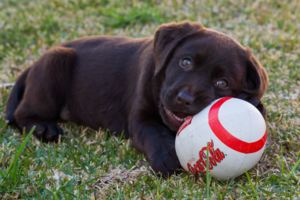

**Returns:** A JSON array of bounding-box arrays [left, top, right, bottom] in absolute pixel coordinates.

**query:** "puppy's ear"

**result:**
[[239, 50, 268, 116], [243, 50, 268, 100], [153, 22, 203, 75]]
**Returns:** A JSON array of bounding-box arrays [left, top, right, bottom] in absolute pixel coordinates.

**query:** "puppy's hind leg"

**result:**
[[13, 47, 76, 142]]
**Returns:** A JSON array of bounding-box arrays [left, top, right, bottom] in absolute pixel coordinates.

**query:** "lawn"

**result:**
[[0, 0, 299, 199]]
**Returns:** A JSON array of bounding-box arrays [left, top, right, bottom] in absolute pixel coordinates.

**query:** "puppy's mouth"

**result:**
[[162, 106, 190, 131]]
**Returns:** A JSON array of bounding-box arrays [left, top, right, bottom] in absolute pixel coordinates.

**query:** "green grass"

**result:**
[[0, 0, 299, 199]]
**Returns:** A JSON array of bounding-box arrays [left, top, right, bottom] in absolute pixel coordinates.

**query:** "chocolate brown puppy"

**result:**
[[6, 22, 268, 176]]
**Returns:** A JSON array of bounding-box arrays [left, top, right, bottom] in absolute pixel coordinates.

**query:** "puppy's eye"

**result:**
[[214, 79, 229, 89], [179, 57, 193, 71]]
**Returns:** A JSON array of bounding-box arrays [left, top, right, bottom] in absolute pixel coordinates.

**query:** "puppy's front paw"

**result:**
[[148, 138, 181, 177]]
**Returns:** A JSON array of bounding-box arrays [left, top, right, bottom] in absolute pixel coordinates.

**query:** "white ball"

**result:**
[[175, 97, 267, 180]]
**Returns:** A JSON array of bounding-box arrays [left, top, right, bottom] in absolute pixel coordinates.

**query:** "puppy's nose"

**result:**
[[176, 89, 195, 106]]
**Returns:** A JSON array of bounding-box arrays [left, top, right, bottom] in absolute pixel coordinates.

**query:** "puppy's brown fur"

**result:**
[[6, 22, 268, 176]]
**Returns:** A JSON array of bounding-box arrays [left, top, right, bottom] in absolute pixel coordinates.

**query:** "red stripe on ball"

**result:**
[[208, 97, 267, 154]]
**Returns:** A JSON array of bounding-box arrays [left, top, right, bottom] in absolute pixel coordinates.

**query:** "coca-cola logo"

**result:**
[[187, 140, 226, 174]]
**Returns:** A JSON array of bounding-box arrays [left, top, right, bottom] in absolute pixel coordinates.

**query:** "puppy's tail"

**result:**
[[5, 68, 30, 125]]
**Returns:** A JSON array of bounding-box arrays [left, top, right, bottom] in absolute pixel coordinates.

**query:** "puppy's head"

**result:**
[[153, 22, 268, 131]]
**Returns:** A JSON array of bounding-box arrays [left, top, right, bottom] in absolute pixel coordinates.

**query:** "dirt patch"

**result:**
[[92, 161, 150, 199]]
